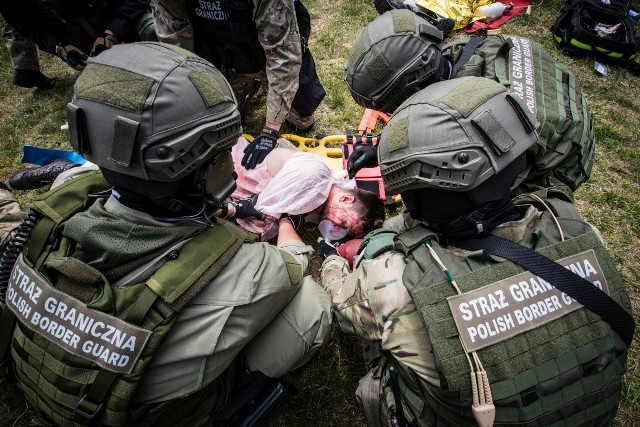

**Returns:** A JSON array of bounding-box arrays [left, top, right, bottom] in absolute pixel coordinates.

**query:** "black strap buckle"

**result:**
[[74, 394, 104, 425]]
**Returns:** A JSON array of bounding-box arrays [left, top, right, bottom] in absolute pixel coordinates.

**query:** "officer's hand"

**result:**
[[347, 144, 378, 179], [56, 44, 88, 71], [91, 32, 120, 57], [242, 127, 280, 170], [317, 237, 339, 260], [280, 213, 305, 230], [228, 194, 263, 219]]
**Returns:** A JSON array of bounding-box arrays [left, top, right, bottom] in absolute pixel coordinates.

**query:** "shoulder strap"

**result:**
[[355, 228, 398, 268], [451, 37, 485, 78], [457, 234, 635, 347], [493, 37, 515, 87]]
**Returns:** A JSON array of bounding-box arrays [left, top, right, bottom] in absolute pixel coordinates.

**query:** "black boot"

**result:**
[[12, 69, 57, 89], [9, 158, 79, 190], [213, 360, 295, 427]]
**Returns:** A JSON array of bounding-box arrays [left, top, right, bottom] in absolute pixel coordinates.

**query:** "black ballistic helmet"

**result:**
[[346, 9, 447, 114]]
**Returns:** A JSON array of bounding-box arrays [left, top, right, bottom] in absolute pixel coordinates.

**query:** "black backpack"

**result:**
[[553, 0, 640, 61]]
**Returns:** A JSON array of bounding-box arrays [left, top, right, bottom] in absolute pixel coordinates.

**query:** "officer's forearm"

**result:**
[[277, 217, 301, 245]]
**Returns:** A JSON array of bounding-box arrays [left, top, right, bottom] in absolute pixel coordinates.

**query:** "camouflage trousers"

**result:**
[[1, 23, 40, 70], [228, 70, 268, 115], [150, 0, 194, 51], [0, 189, 27, 249]]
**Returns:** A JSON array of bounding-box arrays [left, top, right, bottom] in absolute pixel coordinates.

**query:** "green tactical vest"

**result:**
[[443, 36, 595, 196], [384, 192, 632, 426], [0, 171, 250, 426]]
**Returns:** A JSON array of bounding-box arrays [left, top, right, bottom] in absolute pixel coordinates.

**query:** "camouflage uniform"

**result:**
[[320, 193, 620, 425], [151, 0, 302, 126], [1, 23, 40, 71], [0, 189, 26, 249]]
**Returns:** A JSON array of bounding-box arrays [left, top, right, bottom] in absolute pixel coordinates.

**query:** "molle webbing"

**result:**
[[400, 229, 629, 426], [147, 218, 247, 311], [10, 175, 247, 426], [446, 36, 595, 192], [25, 171, 111, 266]]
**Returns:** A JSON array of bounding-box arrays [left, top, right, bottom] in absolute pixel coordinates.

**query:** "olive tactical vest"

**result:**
[[388, 192, 631, 426], [0, 171, 248, 426], [443, 36, 595, 196]]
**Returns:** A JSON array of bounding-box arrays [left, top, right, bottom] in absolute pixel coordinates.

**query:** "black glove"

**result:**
[[228, 194, 263, 219], [347, 144, 378, 179], [56, 44, 88, 71], [317, 237, 339, 260], [242, 127, 280, 170], [91, 32, 120, 57], [280, 213, 305, 230]]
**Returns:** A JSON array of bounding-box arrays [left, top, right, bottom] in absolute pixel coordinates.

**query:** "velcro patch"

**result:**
[[386, 116, 409, 152], [278, 249, 303, 286], [189, 71, 228, 108], [366, 53, 392, 81], [392, 9, 416, 34], [6, 255, 151, 374], [441, 78, 506, 117], [76, 63, 153, 113], [448, 249, 608, 352]]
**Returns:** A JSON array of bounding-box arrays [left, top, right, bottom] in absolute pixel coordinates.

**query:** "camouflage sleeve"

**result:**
[[321, 252, 440, 385], [0, 190, 26, 250], [253, 0, 302, 126], [150, 0, 194, 51]]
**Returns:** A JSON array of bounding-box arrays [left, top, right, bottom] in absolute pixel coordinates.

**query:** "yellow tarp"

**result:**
[[413, 0, 497, 30]]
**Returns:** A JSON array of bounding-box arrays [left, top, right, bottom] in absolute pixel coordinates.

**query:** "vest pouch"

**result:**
[[291, 1, 325, 117], [356, 353, 419, 427], [291, 49, 326, 117]]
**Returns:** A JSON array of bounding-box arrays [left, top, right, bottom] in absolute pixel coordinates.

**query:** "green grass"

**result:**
[[1, 0, 639, 425]]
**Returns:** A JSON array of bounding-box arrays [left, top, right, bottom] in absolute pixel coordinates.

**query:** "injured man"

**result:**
[[216, 136, 385, 241]]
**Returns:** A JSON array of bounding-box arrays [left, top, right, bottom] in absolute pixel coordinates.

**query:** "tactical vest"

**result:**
[[442, 36, 595, 195], [188, 0, 267, 73], [0, 171, 249, 426], [382, 192, 631, 426]]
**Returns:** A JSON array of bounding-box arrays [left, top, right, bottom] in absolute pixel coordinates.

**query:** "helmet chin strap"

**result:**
[[431, 56, 452, 83], [110, 180, 216, 226], [158, 177, 224, 226], [154, 200, 216, 227], [417, 193, 520, 241]]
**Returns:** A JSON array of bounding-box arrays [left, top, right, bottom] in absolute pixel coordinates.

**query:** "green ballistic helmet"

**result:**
[[346, 9, 446, 114], [67, 42, 242, 206], [379, 77, 539, 195]]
